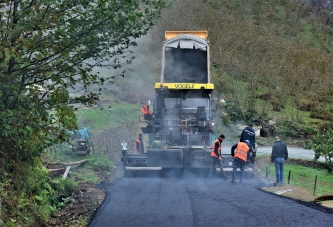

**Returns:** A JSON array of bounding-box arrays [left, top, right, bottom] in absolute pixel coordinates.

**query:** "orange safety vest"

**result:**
[[211, 139, 221, 158], [136, 139, 141, 154], [141, 105, 152, 115], [234, 142, 249, 162]]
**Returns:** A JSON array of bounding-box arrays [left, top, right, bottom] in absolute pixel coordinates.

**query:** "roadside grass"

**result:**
[[263, 163, 333, 197], [75, 102, 139, 132], [45, 144, 115, 184]]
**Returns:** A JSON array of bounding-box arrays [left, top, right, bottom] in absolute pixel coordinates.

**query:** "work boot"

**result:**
[[230, 180, 236, 183]]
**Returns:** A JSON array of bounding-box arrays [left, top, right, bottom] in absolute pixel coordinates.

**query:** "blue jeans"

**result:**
[[274, 158, 285, 183], [208, 156, 227, 178], [232, 158, 245, 182]]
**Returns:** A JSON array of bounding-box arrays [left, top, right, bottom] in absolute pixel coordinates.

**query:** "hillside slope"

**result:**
[[91, 0, 333, 139]]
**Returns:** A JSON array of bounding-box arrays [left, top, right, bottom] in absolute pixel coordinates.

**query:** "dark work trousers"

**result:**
[[208, 156, 227, 179]]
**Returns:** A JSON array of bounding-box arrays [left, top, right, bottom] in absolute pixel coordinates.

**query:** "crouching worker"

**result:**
[[230, 140, 250, 183], [208, 134, 228, 179]]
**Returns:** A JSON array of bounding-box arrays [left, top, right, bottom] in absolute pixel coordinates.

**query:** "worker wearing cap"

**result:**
[[230, 140, 250, 183], [240, 123, 256, 163], [208, 134, 228, 179], [271, 136, 288, 186]]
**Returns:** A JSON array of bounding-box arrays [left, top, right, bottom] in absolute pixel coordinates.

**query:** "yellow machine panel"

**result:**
[[165, 31, 208, 40], [154, 83, 214, 90]]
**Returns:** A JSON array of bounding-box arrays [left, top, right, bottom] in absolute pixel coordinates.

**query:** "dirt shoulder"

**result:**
[[46, 163, 124, 227], [261, 183, 317, 201]]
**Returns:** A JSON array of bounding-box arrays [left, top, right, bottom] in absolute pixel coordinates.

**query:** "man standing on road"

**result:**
[[135, 134, 144, 154], [271, 136, 288, 186], [230, 140, 250, 183], [240, 123, 256, 163], [208, 134, 228, 179]]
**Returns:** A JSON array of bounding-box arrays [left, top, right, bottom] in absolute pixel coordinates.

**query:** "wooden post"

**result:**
[[288, 170, 291, 185], [313, 175, 317, 196], [266, 166, 268, 177], [62, 166, 71, 180]]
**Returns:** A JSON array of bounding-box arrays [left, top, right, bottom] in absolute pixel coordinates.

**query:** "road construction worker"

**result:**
[[141, 104, 152, 115], [121, 141, 128, 158], [230, 140, 250, 183], [208, 134, 228, 179], [135, 134, 144, 154], [240, 123, 256, 163], [141, 104, 153, 120]]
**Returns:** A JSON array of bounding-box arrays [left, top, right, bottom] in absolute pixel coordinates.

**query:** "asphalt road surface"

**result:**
[[88, 175, 333, 227]]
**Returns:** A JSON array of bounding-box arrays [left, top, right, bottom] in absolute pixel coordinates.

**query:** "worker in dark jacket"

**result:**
[[230, 140, 250, 183], [135, 134, 144, 154], [271, 136, 288, 185], [208, 134, 228, 179], [240, 124, 256, 163]]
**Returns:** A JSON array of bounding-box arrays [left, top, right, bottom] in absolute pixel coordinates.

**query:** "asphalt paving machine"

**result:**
[[122, 31, 256, 177]]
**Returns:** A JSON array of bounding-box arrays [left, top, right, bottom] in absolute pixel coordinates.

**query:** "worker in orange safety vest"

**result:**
[[208, 134, 228, 179], [230, 140, 250, 183], [141, 104, 152, 115], [135, 134, 144, 154]]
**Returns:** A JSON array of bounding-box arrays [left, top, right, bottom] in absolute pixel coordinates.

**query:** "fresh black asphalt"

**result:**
[[88, 175, 333, 227]]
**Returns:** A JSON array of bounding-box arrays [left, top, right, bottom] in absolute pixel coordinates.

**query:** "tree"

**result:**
[[0, 0, 171, 169], [305, 128, 333, 173]]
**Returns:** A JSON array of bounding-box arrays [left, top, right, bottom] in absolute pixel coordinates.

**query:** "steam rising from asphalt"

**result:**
[[164, 48, 207, 83]]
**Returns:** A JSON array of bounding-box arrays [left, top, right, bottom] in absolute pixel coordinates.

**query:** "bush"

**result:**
[[87, 153, 116, 172], [271, 99, 284, 112], [299, 101, 318, 111], [0, 159, 79, 226], [49, 178, 78, 208], [304, 128, 333, 172], [276, 120, 316, 139], [222, 100, 243, 123], [310, 107, 333, 121]]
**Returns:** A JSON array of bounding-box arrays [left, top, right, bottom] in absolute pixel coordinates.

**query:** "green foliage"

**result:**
[[45, 144, 85, 163], [45, 144, 116, 183], [304, 129, 333, 172], [310, 106, 333, 121], [221, 101, 243, 124], [263, 163, 333, 196], [276, 120, 316, 139], [70, 153, 115, 183], [76, 102, 139, 131], [0, 0, 171, 225], [0, 0, 171, 164], [86, 153, 116, 172], [211, 71, 236, 97], [0, 159, 76, 226]]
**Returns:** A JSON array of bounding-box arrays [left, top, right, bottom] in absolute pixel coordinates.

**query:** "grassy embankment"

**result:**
[[263, 163, 332, 197], [75, 101, 140, 132], [45, 144, 115, 183]]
